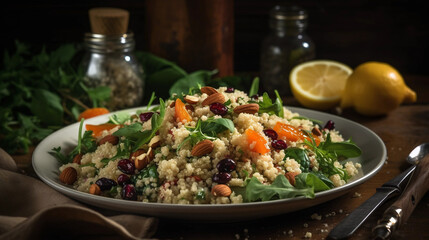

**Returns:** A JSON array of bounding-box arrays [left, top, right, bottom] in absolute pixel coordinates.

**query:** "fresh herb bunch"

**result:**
[[0, 42, 110, 154]]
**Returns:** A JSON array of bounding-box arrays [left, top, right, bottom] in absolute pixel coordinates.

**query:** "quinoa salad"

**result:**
[[51, 86, 362, 204]]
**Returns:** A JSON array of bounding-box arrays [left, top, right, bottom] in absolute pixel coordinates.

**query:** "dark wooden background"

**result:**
[[1, 0, 428, 75]]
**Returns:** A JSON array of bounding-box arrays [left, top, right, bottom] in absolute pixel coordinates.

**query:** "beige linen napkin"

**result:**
[[0, 148, 158, 240]]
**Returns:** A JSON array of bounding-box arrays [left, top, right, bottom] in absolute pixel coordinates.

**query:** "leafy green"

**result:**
[[109, 111, 131, 125], [248, 77, 259, 96], [169, 70, 217, 97], [178, 117, 234, 151], [295, 173, 331, 192], [49, 119, 97, 164], [284, 147, 310, 172], [257, 92, 284, 117], [242, 175, 315, 202], [0, 42, 110, 154], [111, 98, 166, 153], [303, 133, 362, 181]]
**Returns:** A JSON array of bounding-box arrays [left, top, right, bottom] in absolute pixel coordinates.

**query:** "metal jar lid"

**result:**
[[84, 32, 135, 53], [269, 5, 308, 30]]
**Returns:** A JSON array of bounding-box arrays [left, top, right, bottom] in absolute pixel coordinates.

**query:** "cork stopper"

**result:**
[[89, 8, 129, 35]]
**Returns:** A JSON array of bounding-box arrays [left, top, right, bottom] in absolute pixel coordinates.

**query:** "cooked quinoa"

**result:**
[[57, 86, 362, 204]]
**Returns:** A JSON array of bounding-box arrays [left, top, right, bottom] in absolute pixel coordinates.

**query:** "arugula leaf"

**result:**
[[178, 118, 234, 151], [109, 111, 131, 125], [242, 175, 315, 202], [200, 118, 235, 137], [248, 77, 259, 96], [111, 100, 165, 154], [284, 148, 310, 172], [257, 92, 284, 117], [318, 134, 362, 158], [295, 172, 332, 192]]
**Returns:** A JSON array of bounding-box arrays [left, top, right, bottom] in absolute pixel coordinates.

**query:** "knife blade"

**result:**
[[327, 164, 416, 240]]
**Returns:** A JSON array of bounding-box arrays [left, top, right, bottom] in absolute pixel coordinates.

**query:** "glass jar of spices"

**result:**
[[260, 5, 315, 96], [81, 32, 144, 110]]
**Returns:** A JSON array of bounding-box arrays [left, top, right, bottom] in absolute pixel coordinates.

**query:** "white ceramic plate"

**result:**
[[33, 107, 386, 221]]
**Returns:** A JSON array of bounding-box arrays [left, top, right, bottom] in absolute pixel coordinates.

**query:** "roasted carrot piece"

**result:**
[[245, 128, 270, 154], [175, 98, 192, 123], [86, 123, 119, 137], [78, 108, 110, 121], [274, 122, 320, 145]]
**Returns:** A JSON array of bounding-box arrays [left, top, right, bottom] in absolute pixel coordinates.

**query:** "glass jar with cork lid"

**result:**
[[260, 5, 315, 97], [81, 7, 144, 110]]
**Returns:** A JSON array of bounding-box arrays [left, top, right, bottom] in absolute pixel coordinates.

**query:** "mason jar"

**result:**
[[260, 5, 315, 96], [81, 32, 144, 110]]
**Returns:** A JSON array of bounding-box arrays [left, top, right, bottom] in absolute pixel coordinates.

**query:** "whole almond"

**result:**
[[89, 183, 101, 195], [72, 153, 83, 164], [233, 103, 259, 114], [200, 86, 218, 95], [59, 167, 77, 185], [149, 135, 161, 148], [98, 135, 119, 146], [191, 139, 214, 156], [201, 92, 225, 106], [211, 184, 232, 197], [285, 172, 299, 186], [184, 95, 199, 104]]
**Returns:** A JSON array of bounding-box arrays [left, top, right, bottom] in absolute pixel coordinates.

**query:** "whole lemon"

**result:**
[[340, 62, 416, 116]]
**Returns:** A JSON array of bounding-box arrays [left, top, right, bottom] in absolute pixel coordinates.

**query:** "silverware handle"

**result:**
[[391, 154, 429, 222], [373, 154, 429, 239]]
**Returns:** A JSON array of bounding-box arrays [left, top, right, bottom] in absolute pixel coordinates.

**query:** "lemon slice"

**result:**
[[290, 60, 353, 110]]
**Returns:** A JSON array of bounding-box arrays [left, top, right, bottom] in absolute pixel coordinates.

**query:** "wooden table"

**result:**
[[12, 75, 429, 240]]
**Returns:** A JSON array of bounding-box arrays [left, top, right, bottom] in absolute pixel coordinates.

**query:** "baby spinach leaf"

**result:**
[[109, 111, 131, 125], [169, 70, 216, 97], [295, 172, 332, 192], [284, 148, 310, 172], [318, 134, 362, 158], [200, 118, 234, 137], [257, 92, 284, 118], [243, 175, 315, 202]]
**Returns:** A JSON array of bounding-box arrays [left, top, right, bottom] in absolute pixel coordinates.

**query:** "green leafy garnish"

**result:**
[[49, 119, 97, 164], [284, 147, 310, 172], [295, 173, 332, 192], [131, 164, 159, 198], [303, 133, 362, 180], [257, 92, 284, 118], [178, 118, 234, 151], [241, 175, 315, 202], [248, 77, 259, 96]]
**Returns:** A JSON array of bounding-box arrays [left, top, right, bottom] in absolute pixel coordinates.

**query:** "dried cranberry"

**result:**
[[225, 87, 235, 93], [117, 159, 135, 174], [210, 102, 228, 116], [217, 158, 236, 173], [95, 177, 117, 191], [272, 139, 287, 150], [251, 94, 259, 100], [212, 172, 231, 184], [117, 174, 131, 186], [324, 120, 335, 130], [139, 112, 154, 122], [263, 129, 278, 140], [121, 184, 137, 200]]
